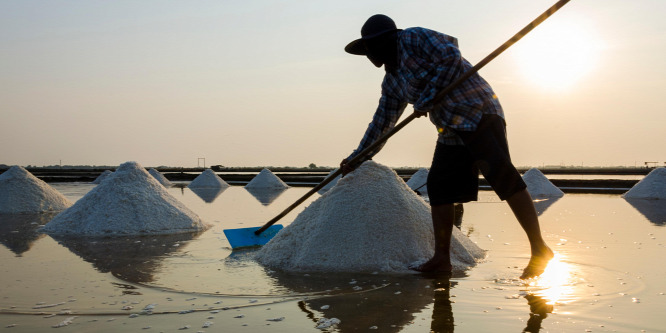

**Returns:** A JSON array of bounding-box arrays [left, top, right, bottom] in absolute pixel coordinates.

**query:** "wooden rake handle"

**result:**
[[255, 0, 571, 236]]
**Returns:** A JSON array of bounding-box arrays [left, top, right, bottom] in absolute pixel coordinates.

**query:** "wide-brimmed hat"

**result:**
[[345, 14, 401, 55]]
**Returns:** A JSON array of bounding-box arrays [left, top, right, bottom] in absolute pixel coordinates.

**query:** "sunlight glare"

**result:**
[[527, 253, 575, 305], [512, 16, 603, 91]]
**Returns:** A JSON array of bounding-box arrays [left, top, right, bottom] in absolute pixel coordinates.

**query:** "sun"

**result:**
[[512, 16, 603, 91]]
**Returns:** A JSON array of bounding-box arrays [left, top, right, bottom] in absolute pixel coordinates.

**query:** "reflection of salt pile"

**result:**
[[43, 161, 207, 236], [406, 168, 429, 193], [622, 167, 666, 199], [91, 170, 113, 184], [0, 166, 72, 213], [245, 168, 288, 189], [149, 168, 172, 187], [188, 169, 229, 189], [522, 168, 564, 199], [255, 161, 484, 273]]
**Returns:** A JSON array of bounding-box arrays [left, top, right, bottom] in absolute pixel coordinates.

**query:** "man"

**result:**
[[340, 14, 553, 279]]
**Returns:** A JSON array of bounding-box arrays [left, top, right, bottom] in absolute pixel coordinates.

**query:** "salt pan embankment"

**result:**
[[255, 161, 484, 273], [0, 166, 72, 214], [43, 161, 207, 236]]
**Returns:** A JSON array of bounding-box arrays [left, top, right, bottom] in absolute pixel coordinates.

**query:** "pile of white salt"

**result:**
[[255, 161, 484, 273], [0, 166, 72, 214], [188, 169, 229, 189], [622, 167, 666, 199], [406, 168, 429, 194], [522, 168, 564, 199], [43, 161, 208, 236], [91, 170, 113, 184], [149, 168, 172, 187], [245, 168, 288, 189]]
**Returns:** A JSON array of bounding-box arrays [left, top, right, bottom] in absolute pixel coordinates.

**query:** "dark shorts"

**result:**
[[427, 114, 526, 206]]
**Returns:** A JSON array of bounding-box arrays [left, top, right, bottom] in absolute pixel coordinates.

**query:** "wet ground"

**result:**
[[0, 182, 664, 332]]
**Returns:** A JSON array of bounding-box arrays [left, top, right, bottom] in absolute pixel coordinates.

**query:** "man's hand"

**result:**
[[414, 110, 428, 118], [340, 158, 356, 176]]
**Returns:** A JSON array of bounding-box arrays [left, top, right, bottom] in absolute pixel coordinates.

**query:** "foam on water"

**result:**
[[43, 161, 208, 236], [255, 161, 484, 273], [0, 166, 72, 213]]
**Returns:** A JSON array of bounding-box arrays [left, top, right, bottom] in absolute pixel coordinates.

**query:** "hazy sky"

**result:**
[[1, 0, 664, 168]]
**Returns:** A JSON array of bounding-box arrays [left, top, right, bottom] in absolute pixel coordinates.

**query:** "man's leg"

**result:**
[[414, 203, 455, 272], [457, 114, 554, 279], [506, 188, 554, 279]]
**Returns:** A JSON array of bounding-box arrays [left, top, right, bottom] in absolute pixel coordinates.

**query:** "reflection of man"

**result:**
[[430, 277, 455, 333], [341, 14, 553, 278], [523, 294, 553, 332]]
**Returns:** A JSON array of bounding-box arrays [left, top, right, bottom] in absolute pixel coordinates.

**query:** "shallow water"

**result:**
[[0, 182, 664, 332]]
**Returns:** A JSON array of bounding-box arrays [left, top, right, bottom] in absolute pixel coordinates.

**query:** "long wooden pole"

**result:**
[[255, 0, 571, 235]]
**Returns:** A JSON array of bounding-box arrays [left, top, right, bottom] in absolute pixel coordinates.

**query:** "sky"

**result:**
[[1, 0, 664, 168]]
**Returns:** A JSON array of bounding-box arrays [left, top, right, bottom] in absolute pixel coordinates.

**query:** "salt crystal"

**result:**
[[52, 316, 77, 328], [266, 317, 285, 322], [42, 161, 208, 236], [320, 305, 330, 310], [148, 168, 173, 187], [202, 321, 213, 328], [234, 315, 245, 318], [255, 161, 484, 272], [0, 166, 72, 213], [316, 318, 341, 329]]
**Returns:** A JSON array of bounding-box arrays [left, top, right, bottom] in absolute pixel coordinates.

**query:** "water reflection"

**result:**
[[522, 294, 553, 333], [0, 213, 57, 256], [624, 198, 666, 226], [430, 276, 456, 333], [245, 187, 287, 206], [268, 269, 454, 332], [526, 254, 576, 305], [49, 232, 201, 283], [533, 197, 561, 216], [189, 187, 227, 203]]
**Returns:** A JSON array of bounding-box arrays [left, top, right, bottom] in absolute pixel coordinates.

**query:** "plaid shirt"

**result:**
[[348, 27, 504, 161]]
